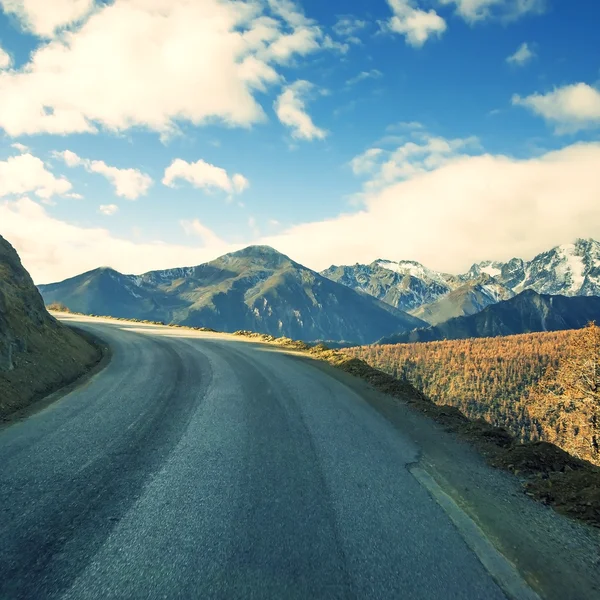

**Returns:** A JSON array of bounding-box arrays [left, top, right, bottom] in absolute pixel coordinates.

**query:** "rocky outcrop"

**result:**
[[0, 235, 101, 418]]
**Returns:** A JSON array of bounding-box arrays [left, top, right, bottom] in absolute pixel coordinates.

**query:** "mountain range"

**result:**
[[39, 246, 425, 344], [37, 238, 600, 345], [321, 239, 600, 326], [378, 290, 600, 345]]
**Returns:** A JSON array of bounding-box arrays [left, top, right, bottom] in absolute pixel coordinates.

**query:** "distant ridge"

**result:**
[[377, 290, 600, 345]]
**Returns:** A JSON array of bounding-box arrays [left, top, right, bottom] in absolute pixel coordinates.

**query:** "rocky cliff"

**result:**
[[0, 236, 101, 418]]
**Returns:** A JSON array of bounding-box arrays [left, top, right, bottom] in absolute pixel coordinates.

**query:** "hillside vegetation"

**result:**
[[344, 326, 600, 466], [0, 236, 102, 419]]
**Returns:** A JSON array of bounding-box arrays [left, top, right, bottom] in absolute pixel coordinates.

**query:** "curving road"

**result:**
[[0, 316, 507, 599]]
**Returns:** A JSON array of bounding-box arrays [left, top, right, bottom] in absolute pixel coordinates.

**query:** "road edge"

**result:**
[[409, 466, 540, 600]]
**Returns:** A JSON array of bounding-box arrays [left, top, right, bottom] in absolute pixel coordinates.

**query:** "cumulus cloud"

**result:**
[[274, 80, 327, 140], [506, 42, 535, 66], [0, 0, 95, 37], [333, 16, 367, 37], [0, 44, 11, 69], [99, 203, 118, 216], [382, 0, 446, 47], [0, 197, 237, 283], [512, 83, 600, 133], [350, 148, 385, 176], [260, 142, 600, 272], [53, 150, 153, 199], [439, 0, 546, 23], [351, 129, 481, 192], [0, 153, 72, 201], [332, 15, 367, 43], [346, 69, 383, 86], [163, 158, 249, 196], [10, 142, 29, 153], [6, 143, 600, 283], [0, 0, 343, 138]]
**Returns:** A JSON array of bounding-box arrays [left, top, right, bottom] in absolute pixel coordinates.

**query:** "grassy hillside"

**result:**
[[0, 237, 102, 419]]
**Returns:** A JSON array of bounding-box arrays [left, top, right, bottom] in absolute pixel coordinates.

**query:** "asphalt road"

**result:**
[[0, 316, 507, 599]]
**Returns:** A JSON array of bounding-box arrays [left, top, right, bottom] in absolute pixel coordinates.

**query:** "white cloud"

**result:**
[[54, 150, 152, 199], [180, 218, 226, 248], [99, 204, 118, 216], [55, 149, 81, 167], [88, 162, 152, 200], [439, 0, 545, 23], [274, 80, 327, 141], [260, 142, 600, 272], [333, 15, 367, 40], [512, 83, 600, 133], [0, 0, 95, 37], [0, 153, 71, 201], [10, 142, 29, 153], [382, 0, 446, 47], [506, 42, 535, 66], [0, 44, 11, 69], [0, 197, 237, 283], [163, 158, 249, 196], [5, 144, 600, 284], [232, 173, 250, 194], [350, 148, 385, 175], [0, 0, 339, 138], [352, 130, 481, 191], [346, 69, 383, 86]]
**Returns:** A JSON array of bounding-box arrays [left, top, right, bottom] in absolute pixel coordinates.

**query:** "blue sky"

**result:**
[[0, 0, 599, 283]]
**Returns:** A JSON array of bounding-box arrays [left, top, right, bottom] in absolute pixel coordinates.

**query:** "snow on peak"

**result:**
[[479, 264, 502, 278], [556, 243, 586, 293], [374, 259, 451, 285]]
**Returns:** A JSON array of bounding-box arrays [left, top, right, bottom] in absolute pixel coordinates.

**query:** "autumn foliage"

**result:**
[[528, 323, 600, 465], [344, 325, 600, 466]]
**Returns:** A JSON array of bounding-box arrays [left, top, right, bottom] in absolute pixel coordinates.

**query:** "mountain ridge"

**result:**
[[322, 238, 600, 322], [39, 245, 426, 344], [377, 289, 600, 345]]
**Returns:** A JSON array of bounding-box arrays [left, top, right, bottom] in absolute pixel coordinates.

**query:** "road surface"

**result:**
[[0, 316, 508, 599]]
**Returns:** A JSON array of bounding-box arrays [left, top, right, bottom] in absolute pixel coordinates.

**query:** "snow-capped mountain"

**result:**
[[465, 239, 600, 297], [514, 239, 600, 296], [321, 239, 600, 324], [321, 260, 460, 313]]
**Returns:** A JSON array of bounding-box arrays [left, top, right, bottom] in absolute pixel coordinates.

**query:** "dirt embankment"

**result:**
[[0, 237, 105, 420]]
